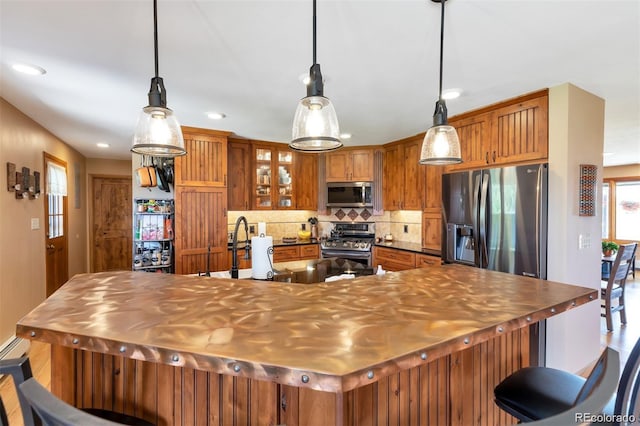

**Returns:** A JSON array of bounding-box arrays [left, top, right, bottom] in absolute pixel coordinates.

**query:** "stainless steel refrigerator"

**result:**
[[442, 163, 548, 279]]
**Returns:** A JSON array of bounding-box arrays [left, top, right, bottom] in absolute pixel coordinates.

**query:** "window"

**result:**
[[46, 160, 67, 239], [615, 181, 640, 240], [602, 178, 640, 242]]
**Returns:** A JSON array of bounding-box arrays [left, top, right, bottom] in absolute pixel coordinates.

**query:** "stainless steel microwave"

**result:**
[[326, 182, 373, 207]]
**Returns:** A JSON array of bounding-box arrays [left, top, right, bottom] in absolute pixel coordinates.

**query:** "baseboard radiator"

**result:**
[[0, 336, 30, 362]]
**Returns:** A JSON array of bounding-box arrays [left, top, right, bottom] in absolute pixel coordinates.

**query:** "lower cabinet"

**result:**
[[226, 244, 320, 267], [226, 250, 252, 270], [374, 246, 441, 272], [273, 244, 319, 263]]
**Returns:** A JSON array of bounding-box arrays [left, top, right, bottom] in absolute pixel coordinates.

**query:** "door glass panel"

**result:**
[[277, 151, 292, 208], [615, 181, 640, 240], [48, 194, 64, 238], [255, 148, 271, 208]]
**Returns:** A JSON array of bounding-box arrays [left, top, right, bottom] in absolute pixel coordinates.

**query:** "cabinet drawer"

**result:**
[[227, 251, 252, 270], [377, 260, 414, 272], [273, 246, 300, 262], [416, 254, 441, 268], [299, 244, 319, 259], [374, 247, 416, 267]]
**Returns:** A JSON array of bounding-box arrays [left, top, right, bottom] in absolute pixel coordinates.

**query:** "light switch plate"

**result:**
[[31, 218, 40, 230]]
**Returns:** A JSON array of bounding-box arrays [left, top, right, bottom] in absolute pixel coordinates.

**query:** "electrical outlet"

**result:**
[[31, 218, 40, 230], [404, 224, 409, 233]]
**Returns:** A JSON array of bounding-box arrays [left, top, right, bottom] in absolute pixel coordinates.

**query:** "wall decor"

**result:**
[[6, 162, 40, 199], [579, 164, 597, 216]]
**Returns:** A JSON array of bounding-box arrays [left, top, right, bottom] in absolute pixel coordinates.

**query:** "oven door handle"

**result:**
[[321, 250, 371, 259]]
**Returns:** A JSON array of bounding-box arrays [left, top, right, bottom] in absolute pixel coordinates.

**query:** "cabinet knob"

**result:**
[[485, 152, 489, 164], [46, 244, 55, 250], [492, 151, 496, 162]]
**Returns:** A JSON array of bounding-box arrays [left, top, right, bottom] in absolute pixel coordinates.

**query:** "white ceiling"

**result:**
[[1, 0, 638, 166]]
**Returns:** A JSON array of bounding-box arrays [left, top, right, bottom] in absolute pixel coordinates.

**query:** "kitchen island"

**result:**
[[16, 265, 597, 425]]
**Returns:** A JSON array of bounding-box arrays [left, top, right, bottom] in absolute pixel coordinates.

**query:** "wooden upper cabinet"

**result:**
[[401, 138, 424, 210], [383, 144, 401, 210], [491, 95, 548, 164], [295, 153, 318, 210], [253, 142, 296, 210], [383, 137, 424, 211], [446, 90, 549, 171], [326, 149, 373, 182], [447, 112, 492, 171], [175, 127, 229, 187], [227, 139, 250, 210]]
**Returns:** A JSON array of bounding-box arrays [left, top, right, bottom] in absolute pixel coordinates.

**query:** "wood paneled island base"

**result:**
[[17, 266, 597, 426]]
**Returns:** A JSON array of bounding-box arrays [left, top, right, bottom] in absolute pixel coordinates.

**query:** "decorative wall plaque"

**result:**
[[579, 164, 597, 216]]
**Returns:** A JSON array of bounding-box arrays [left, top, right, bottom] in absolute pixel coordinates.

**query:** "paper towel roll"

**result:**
[[251, 235, 273, 279], [257, 222, 266, 236]]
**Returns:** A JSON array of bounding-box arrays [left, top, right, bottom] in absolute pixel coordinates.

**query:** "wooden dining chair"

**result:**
[[602, 242, 638, 332]]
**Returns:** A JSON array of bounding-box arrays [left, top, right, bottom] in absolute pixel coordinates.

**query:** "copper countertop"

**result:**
[[16, 265, 596, 393]]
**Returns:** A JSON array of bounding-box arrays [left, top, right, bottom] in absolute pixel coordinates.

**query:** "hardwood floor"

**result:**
[[601, 273, 640, 367], [0, 340, 50, 426], [0, 272, 637, 425]]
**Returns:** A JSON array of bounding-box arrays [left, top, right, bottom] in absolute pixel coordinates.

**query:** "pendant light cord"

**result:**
[[312, 0, 317, 66], [153, 0, 159, 78], [438, 0, 445, 101]]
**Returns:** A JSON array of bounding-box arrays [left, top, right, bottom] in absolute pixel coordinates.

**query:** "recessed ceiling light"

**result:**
[[207, 112, 226, 120], [442, 88, 462, 100], [340, 133, 352, 139], [12, 63, 46, 76], [96, 143, 110, 148]]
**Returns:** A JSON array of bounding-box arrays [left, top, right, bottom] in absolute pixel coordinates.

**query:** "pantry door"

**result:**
[[91, 176, 132, 272]]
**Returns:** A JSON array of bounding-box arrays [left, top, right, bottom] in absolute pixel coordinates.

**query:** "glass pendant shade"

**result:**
[[419, 124, 462, 165], [131, 0, 186, 158], [132, 105, 186, 157], [291, 95, 342, 152]]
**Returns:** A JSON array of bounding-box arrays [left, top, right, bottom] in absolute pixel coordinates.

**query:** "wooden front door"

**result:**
[[44, 154, 69, 297], [91, 176, 132, 272]]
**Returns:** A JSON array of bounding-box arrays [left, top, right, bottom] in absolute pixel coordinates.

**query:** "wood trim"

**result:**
[[181, 126, 232, 137], [50, 326, 528, 425], [448, 89, 549, 122]]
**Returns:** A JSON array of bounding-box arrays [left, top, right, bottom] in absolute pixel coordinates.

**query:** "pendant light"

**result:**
[[132, 0, 186, 157], [290, 0, 342, 152], [419, 0, 462, 165]]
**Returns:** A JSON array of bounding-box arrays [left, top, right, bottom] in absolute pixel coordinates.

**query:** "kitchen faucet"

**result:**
[[230, 216, 251, 279]]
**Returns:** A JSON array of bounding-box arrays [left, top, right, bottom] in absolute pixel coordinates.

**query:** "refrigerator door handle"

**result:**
[[534, 165, 542, 278], [471, 174, 480, 267], [479, 173, 489, 268]]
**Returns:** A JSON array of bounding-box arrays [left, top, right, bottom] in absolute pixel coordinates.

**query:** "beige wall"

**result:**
[[546, 83, 604, 372], [0, 97, 88, 347], [603, 164, 640, 178]]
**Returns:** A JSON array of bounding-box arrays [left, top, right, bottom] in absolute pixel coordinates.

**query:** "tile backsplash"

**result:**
[[228, 209, 422, 244]]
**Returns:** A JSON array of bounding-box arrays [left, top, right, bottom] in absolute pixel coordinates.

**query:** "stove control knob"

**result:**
[[342, 242, 348, 248], [331, 242, 337, 247], [359, 242, 366, 249]]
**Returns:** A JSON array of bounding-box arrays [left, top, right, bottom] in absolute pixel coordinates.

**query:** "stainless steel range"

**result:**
[[320, 222, 375, 266]]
